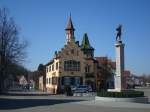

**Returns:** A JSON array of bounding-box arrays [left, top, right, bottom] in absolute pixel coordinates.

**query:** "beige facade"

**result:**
[[18, 75, 28, 86], [39, 76, 44, 91], [46, 16, 97, 94]]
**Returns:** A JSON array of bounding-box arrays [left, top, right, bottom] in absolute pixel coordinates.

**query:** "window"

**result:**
[[64, 60, 80, 71], [49, 66, 51, 72], [46, 78, 48, 84], [52, 77, 57, 85], [66, 51, 69, 55], [64, 77, 70, 85], [85, 65, 90, 73], [61, 77, 80, 86], [77, 50, 79, 56], [56, 62, 58, 70], [71, 49, 74, 54], [52, 64, 54, 71], [49, 78, 51, 84], [46, 67, 48, 73]]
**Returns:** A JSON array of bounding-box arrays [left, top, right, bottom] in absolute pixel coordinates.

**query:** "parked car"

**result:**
[[71, 85, 77, 92], [74, 85, 92, 93]]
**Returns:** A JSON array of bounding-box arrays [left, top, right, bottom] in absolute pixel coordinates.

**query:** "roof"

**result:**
[[81, 33, 94, 49], [95, 57, 116, 69], [16, 75, 26, 82], [45, 60, 54, 66], [65, 16, 75, 31], [124, 70, 131, 77]]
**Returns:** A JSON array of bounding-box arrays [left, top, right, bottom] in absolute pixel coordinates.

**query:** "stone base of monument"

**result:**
[[108, 89, 121, 92], [95, 96, 148, 103], [107, 89, 129, 92]]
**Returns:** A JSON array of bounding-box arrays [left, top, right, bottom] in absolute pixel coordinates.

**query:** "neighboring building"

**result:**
[[133, 76, 144, 86], [123, 70, 133, 89], [28, 79, 35, 90], [95, 57, 115, 90], [39, 75, 46, 91], [46, 16, 97, 94], [95, 57, 116, 71], [17, 75, 28, 86], [28, 68, 46, 91], [95, 57, 133, 90], [28, 71, 39, 90], [3, 74, 15, 89], [38, 64, 46, 91]]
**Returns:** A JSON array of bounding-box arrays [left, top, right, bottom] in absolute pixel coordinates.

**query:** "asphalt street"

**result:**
[[0, 87, 150, 112]]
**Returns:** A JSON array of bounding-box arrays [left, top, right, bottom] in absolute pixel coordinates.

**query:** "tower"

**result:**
[[81, 33, 94, 58], [65, 15, 75, 43]]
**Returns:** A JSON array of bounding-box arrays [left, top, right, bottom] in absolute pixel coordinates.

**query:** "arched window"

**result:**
[[64, 60, 80, 71]]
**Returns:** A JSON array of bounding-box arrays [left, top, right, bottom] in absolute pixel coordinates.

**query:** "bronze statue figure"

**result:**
[[116, 24, 122, 41]]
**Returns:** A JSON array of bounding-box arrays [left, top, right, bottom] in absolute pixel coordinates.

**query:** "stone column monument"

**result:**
[[108, 24, 125, 92], [114, 24, 125, 92], [104, 25, 148, 103], [115, 41, 125, 92]]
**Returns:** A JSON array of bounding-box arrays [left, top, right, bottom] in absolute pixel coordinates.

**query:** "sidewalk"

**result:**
[[75, 100, 150, 109], [2, 91, 52, 96]]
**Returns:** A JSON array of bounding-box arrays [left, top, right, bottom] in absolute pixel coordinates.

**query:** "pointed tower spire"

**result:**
[[81, 33, 93, 49], [65, 14, 75, 43], [81, 33, 94, 58]]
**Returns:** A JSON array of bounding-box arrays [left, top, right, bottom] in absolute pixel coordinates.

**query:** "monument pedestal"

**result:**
[[108, 41, 125, 92], [108, 76, 123, 92]]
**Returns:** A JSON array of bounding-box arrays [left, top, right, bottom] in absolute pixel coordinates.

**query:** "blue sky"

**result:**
[[0, 0, 150, 75]]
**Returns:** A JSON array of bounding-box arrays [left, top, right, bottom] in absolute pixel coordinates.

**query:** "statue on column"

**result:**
[[116, 24, 122, 42]]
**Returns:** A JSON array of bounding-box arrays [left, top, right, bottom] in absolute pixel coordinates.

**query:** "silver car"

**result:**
[[74, 85, 92, 93]]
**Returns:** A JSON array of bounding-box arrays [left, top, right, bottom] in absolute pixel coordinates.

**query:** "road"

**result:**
[[0, 87, 150, 112]]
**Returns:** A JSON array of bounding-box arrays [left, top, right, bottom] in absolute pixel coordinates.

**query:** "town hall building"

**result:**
[[45, 16, 98, 94]]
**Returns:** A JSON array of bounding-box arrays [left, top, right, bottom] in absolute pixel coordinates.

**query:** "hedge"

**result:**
[[97, 91, 144, 98]]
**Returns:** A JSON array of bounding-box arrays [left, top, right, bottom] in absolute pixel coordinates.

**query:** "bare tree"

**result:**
[[0, 8, 27, 92]]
